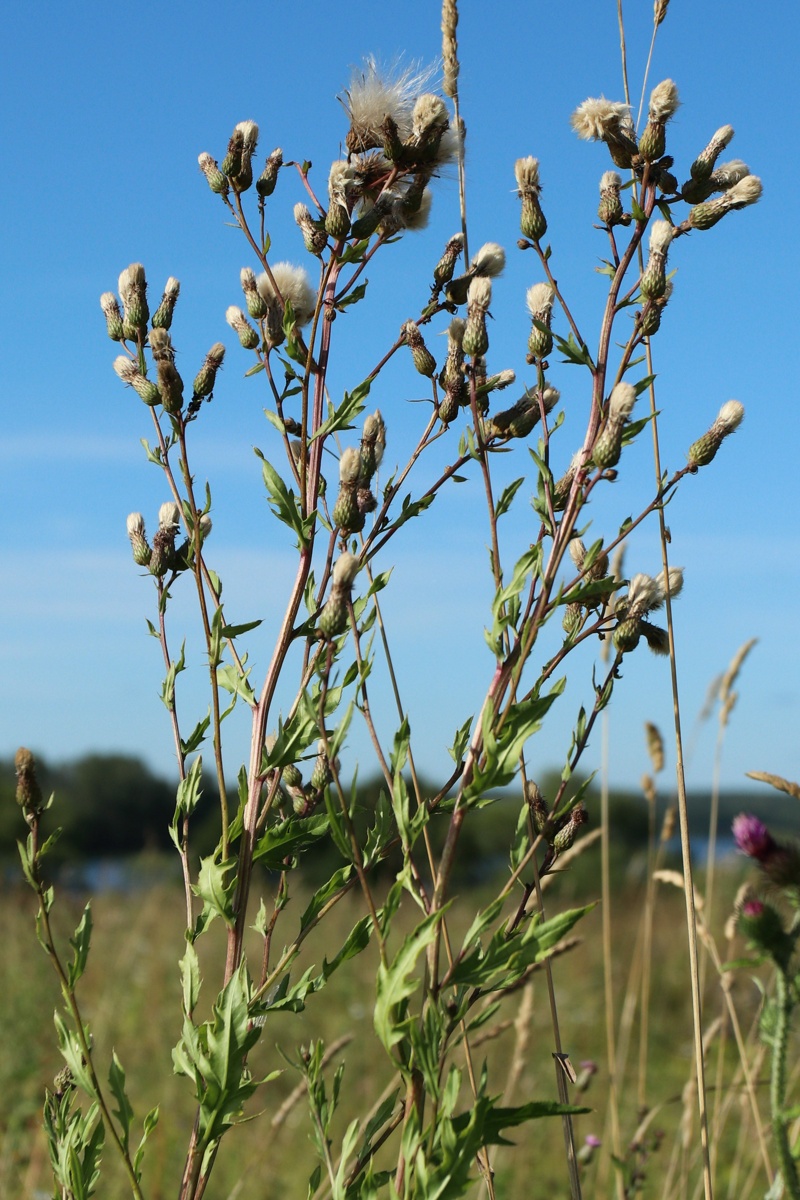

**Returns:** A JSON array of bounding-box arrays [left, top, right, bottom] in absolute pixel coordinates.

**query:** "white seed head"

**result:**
[[569, 539, 586, 568], [716, 399, 745, 433], [570, 97, 633, 142], [113, 355, 138, 382], [198, 514, 213, 538], [339, 446, 363, 483], [447, 316, 465, 346], [412, 93, 449, 136], [649, 219, 675, 254], [515, 156, 541, 193], [626, 573, 662, 615], [403, 187, 433, 230], [225, 305, 249, 331], [294, 202, 312, 224], [257, 263, 316, 327], [495, 369, 516, 389], [599, 170, 622, 193], [608, 382, 636, 420], [158, 502, 181, 531], [711, 125, 735, 151], [163, 277, 180, 299], [526, 282, 555, 317], [343, 56, 436, 145], [471, 242, 506, 278], [101, 291, 122, 319], [126, 512, 145, 536], [332, 551, 360, 588], [467, 276, 492, 310], [648, 79, 680, 123], [712, 159, 750, 189], [240, 266, 258, 290], [118, 263, 146, 302], [655, 566, 684, 601], [328, 159, 357, 205], [235, 120, 259, 150], [725, 175, 762, 208], [541, 383, 560, 412]]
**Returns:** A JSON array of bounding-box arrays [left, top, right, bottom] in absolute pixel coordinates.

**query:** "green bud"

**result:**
[[15, 747, 44, 816], [151, 278, 180, 330], [193, 343, 226, 399], [257, 147, 283, 198]]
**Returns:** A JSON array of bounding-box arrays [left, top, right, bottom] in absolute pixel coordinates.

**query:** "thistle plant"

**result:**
[[732, 792, 800, 1200], [17, 4, 765, 1198]]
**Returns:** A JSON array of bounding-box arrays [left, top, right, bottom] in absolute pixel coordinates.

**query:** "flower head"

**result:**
[[342, 57, 436, 153], [257, 263, 316, 328], [648, 79, 680, 123]]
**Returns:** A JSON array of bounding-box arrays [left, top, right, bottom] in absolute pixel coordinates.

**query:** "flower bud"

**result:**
[[526, 282, 555, 359], [198, 152, 229, 196], [597, 171, 627, 227], [225, 120, 259, 193], [151, 277, 180, 330], [638, 80, 680, 162], [687, 125, 734, 185], [571, 98, 638, 169], [257, 147, 283, 198], [240, 267, 268, 319], [553, 805, 588, 853], [15, 747, 44, 816], [433, 233, 465, 288], [687, 400, 744, 466], [515, 157, 547, 241], [193, 343, 226, 399], [687, 175, 762, 231], [113, 355, 161, 406], [294, 203, 328, 256], [126, 512, 151, 566], [592, 382, 636, 468], [462, 277, 491, 357], [613, 616, 642, 654], [640, 220, 675, 301], [226, 305, 260, 350], [100, 292, 125, 340], [402, 320, 436, 377], [361, 410, 386, 477], [118, 263, 149, 338]]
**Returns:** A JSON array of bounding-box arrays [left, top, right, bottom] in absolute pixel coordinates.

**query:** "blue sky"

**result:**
[[2, 1, 798, 797]]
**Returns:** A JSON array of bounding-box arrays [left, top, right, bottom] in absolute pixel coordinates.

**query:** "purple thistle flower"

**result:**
[[732, 813, 776, 861]]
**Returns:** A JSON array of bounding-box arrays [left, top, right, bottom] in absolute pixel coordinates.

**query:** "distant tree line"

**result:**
[[2, 752, 786, 885]]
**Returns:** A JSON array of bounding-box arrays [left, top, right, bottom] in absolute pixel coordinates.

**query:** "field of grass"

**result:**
[[1, 844, 778, 1200]]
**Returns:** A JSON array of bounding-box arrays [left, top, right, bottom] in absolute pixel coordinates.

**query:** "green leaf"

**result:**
[[256, 449, 312, 547], [309, 378, 371, 444], [217, 663, 256, 706], [108, 1051, 134, 1153], [244, 361, 265, 378], [192, 856, 237, 929], [450, 904, 593, 989], [67, 903, 92, 990], [181, 712, 211, 757], [220, 618, 263, 638], [466, 679, 565, 799], [448, 715, 473, 764], [300, 865, 355, 930], [171, 755, 204, 852], [336, 279, 369, 310], [366, 569, 392, 597], [374, 909, 447, 1052], [252, 813, 330, 869], [630, 195, 647, 223], [161, 640, 186, 710], [133, 1106, 159, 1179], [339, 238, 371, 265], [495, 477, 525, 519], [554, 331, 595, 369], [180, 943, 202, 1017]]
